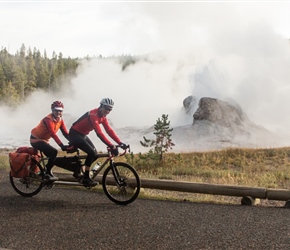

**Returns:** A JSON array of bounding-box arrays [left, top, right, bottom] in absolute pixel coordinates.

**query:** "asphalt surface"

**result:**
[[1, 168, 290, 250]]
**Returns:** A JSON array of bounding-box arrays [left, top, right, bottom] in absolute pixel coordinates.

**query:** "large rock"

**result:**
[[171, 97, 280, 152], [192, 97, 270, 136], [193, 97, 244, 127]]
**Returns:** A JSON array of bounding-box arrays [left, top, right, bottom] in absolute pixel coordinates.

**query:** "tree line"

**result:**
[[0, 44, 81, 107]]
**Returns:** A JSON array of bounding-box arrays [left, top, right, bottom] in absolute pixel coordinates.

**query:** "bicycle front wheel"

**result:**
[[9, 163, 44, 197], [102, 162, 140, 205]]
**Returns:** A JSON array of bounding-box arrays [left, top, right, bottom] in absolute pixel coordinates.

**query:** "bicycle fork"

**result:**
[[110, 160, 125, 188]]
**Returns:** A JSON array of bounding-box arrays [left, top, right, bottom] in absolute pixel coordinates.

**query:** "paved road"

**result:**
[[1, 169, 290, 250]]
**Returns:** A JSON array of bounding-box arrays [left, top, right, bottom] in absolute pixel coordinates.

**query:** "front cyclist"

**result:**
[[69, 98, 127, 186]]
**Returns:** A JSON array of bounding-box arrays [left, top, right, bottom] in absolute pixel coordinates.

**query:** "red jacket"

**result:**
[[30, 114, 69, 146], [71, 108, 121, 147]]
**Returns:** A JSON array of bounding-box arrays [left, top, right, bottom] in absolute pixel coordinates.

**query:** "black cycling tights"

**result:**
[[30, 141, 57, 171], [69, 129, 97, 167]]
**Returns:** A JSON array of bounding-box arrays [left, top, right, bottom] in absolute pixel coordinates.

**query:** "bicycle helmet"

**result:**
[[100, 98, 114, 109], [51, 101, 64, 111]]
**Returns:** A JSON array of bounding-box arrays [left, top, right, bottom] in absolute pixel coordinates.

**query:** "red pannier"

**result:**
[[9, 146, 41, 178]]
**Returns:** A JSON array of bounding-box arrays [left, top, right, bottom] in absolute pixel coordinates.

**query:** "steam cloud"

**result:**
[[1, 2, 290, 151]]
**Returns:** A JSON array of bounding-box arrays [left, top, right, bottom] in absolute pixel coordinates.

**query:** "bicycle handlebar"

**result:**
[[107, 144, 130, 157]]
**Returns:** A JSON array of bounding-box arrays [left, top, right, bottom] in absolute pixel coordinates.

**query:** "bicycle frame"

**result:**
[[39, 146, 128, 186]]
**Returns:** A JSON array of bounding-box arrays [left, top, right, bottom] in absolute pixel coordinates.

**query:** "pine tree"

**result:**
[[0, 64, 6, 100], [48, 53, 58, 91], [25, 49, 37, 96], [1, 80, 19, 107], [34, 50, 47, 89], [140, 114, 175, 161]]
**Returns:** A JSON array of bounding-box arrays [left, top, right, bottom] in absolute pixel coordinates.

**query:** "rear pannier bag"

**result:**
[[16, 146, 39, 155], [9, 147, 41, 178]]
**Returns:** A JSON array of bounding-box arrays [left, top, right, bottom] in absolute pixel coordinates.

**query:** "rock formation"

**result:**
[[171, 96, 280, 152]]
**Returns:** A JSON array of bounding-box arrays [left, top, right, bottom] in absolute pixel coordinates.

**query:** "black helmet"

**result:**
[[100, 98, 114, 109]]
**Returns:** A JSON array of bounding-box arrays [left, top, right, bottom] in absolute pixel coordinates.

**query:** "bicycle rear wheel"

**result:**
[[102, 162, 140, 205], [9, 163, 44, 197]]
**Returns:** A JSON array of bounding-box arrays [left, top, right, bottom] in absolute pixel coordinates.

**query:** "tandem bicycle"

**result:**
[[9, 145, 141, 205]]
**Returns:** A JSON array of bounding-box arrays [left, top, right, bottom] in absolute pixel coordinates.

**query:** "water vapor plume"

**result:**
[[2, 2, 290, 151]]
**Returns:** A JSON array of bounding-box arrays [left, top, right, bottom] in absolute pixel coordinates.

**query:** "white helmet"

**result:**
[[100, 98, 114, 109]]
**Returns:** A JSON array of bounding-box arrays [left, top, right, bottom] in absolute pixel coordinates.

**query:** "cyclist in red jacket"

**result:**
[[69, 98, 127, 186], [30, 101, 71, 181]]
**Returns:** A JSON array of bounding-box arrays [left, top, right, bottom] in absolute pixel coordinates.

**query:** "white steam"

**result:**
[[62, 55, 193, 128], [1, 2, 290, 151]]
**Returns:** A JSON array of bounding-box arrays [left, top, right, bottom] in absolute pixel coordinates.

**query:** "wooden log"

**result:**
[[266, 188, 290, 201], [55, 172, 103, 183], [140, 178, 267, 199], [54, 172, 267, 199], [55, 172, 290, 202]]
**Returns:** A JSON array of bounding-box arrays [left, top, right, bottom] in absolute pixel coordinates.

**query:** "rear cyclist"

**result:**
[[69, 98, 127, 186], [30, 101, 72, 181]]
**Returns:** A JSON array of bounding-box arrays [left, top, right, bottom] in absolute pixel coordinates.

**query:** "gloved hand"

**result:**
[[60, 144, 70, 151], [109, 145, 119, 156], [119, 142, 128, 150]]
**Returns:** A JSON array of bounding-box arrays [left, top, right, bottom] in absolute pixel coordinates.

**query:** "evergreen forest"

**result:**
[[0, 44, 82, 107]]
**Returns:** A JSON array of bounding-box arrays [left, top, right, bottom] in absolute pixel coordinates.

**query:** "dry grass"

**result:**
[[123, 147, 290, 205], [125, 147, 290, 189]]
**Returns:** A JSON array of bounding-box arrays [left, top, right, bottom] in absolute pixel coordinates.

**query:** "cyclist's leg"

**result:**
[[69, 129, 97, 162], [82, 137, 97, 165], [69, 130, 98, 185], [30, 141, 58, 180]]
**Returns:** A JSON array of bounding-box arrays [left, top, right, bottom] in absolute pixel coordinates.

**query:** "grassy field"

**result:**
[[124, 147, 290, 188], [2, 147, 290, 205]]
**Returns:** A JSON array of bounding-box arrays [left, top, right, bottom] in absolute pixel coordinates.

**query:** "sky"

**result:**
[[1, 1, 290, 150], [1, 1, 290, 58]]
